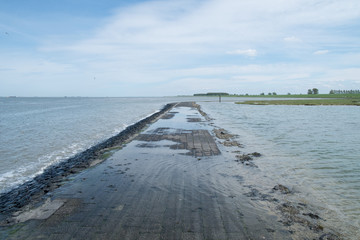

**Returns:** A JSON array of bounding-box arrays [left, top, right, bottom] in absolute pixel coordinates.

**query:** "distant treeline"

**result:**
[[330, 90, 360, 94], [194, 92, 230, 96]]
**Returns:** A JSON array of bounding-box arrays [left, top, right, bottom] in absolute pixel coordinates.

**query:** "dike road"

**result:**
[[0, 102, 328, 240]]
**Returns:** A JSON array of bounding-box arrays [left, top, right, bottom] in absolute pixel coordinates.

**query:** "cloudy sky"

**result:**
[[1, 0, 359, 97]]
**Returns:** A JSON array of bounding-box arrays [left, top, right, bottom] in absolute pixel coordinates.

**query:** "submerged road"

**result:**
[[1, 102, 296, 239]]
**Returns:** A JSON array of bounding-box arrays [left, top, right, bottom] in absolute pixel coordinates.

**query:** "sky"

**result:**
[[1, 0, 360, 97]]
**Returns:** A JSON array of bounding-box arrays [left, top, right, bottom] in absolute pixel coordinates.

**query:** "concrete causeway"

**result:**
[[1, 102, 292, 240]]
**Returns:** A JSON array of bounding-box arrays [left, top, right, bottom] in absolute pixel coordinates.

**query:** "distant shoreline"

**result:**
[[195, 93, 360, 99], [236, 98, 360, 106]]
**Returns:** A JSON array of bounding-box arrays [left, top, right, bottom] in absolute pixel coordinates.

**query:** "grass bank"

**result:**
[[226, 93, 360, 99], [236, 98, 360, 106]]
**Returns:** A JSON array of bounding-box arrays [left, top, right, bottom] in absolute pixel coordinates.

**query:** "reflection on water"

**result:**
[[200, 101, 360, 238]]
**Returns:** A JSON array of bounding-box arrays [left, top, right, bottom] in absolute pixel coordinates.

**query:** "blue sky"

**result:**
[[1, 0, 360, 97]]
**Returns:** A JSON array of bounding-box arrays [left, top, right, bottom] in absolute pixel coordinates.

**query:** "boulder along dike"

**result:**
[[0, 102, 176, 223]]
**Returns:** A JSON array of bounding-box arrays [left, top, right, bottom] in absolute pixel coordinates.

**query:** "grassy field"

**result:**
[[236, 98, 360, 106], [227, 93, 360, 99], [192, 93, 360, 105]]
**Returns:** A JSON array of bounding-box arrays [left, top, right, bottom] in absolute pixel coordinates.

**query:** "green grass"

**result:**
[[225, 93, 360, 99], [236, 98, 360, 106], [100, 152, 114, 160]]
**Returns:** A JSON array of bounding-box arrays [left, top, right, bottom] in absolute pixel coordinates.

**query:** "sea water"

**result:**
[[0, 96, 221, 193], [0, 97, 184, 193], [200, 101, 360, 237], [1, 97, 359, 237]]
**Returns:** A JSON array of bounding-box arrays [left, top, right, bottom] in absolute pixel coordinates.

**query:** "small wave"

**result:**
[[0, 170, 30, 194], [0, 142, 89, 194]]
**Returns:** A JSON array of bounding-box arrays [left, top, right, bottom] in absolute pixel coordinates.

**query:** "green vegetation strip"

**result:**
[[224, 93, 360, 99], [236, 98, 360, 106]]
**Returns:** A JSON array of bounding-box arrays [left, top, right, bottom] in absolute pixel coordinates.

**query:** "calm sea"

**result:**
[[1, 97, 359, 237], [200, 101, 360, 238], [0, 97, 185, 193]]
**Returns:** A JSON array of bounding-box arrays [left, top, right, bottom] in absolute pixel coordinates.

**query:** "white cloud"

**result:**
[[226, 49, 257, 57], [284, 36, 302, 42], [44, 0, 360, 58], [313, 50, 329, 55], [3, 0, 360, 96]]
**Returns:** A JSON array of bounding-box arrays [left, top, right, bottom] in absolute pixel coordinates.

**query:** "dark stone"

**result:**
[[0, 103, 177, 217], [303, 213, 321, 219], [251, 152, 261, 157], [235, 154, 253, 163], [279, 203, 300, 215], [213, 128, 236, 140], [266, 228, 275, 233], [223, 140, 242, 147], [244, 188, 276, 202], [319, 233, 341, 240], [273, 184, 291, 194]]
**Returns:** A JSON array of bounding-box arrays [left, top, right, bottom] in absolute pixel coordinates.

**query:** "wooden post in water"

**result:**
[[219, 95, 221, 102]]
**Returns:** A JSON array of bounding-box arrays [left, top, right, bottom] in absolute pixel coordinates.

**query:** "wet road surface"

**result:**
[[1, 103, 293, 240]]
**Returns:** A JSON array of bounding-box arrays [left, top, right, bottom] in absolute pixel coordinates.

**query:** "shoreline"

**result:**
[[0, 103, 176, 221], [236, 98, 360, 106], [0, 102, 344, 239]]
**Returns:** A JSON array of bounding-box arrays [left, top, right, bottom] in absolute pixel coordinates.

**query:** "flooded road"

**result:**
[[1, 103, 337, 239]]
